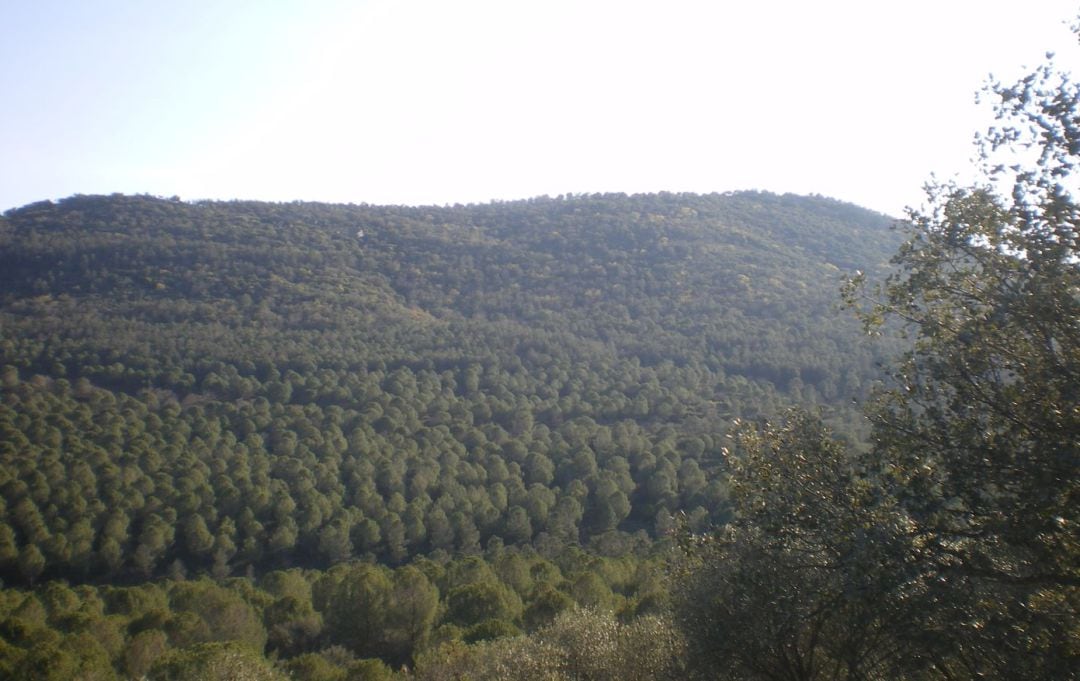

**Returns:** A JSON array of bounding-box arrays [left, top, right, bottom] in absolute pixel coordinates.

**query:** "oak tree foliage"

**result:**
[[844, 23, 1080, 676]]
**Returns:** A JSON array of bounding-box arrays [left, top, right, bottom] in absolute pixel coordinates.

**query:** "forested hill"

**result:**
[[0, 191, 897, 584]]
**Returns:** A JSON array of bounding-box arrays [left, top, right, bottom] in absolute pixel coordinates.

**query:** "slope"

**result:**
[[0, 191, 897, 583]]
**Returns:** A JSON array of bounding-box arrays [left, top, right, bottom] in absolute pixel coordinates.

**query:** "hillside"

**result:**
[[0, 191, 898, 584]]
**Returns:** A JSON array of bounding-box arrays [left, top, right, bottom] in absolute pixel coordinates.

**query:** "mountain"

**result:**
[[0, 191, 898, 583]]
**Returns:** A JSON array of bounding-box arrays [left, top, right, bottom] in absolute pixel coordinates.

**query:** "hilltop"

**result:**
[[0, 191, 898, 582]]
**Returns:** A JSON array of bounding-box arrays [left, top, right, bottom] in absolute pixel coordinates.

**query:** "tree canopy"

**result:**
[[674, 24, 1080, 681], [849, 37, 1080, 676], [0, 190, 896, 586]]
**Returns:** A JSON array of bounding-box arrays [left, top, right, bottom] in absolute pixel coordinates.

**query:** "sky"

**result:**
[[2, 1, 1077, 217]]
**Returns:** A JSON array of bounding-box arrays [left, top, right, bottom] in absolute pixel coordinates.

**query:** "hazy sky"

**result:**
[[2, 1, 1077, 216]]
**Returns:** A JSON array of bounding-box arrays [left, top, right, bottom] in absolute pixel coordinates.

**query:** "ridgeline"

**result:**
[[0, 190, 898, 582]]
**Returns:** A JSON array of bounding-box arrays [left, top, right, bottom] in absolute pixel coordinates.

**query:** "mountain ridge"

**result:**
[[0, 189, 899, 582]]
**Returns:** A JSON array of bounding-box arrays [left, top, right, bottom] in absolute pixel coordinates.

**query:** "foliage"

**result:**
[[842, 27, 1080, 681], [409, 607, 684, 681], [844, 27, 1080, 678], [0, 548, 668, 678], [147, 641, 287, 681], [0, 191, 895, 585], [674, 24, 1080, 681], [672, 411, 916, 680]]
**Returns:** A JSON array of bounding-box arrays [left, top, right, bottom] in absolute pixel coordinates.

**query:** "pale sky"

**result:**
[[2, 1, 1077, 216]]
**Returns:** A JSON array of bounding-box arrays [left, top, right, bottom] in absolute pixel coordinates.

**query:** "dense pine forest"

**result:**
[[0, 191, 898, 678], [0, 190, 898, 584], [1, 35, 1078, 681]]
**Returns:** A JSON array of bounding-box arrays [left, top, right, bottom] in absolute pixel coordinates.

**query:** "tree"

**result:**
[[382, 565, 440, 663], [17, 544, 46, 585], [167, 579, 268, 652], [536, 608, 684, 681], [444, 580, 522, 629], [147, 642, 287, 681], [845, 24, 1080, 676], [125, 630, 169, 680], [502, 505, 533, 544], [410, 608, 684, 681], [672, 411, 916, 681], [318, 563, 395, 659]]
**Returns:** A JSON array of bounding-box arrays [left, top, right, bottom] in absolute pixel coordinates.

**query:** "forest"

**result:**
[[0, 189, 899, 583], [0, 33, 1077, 681]]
